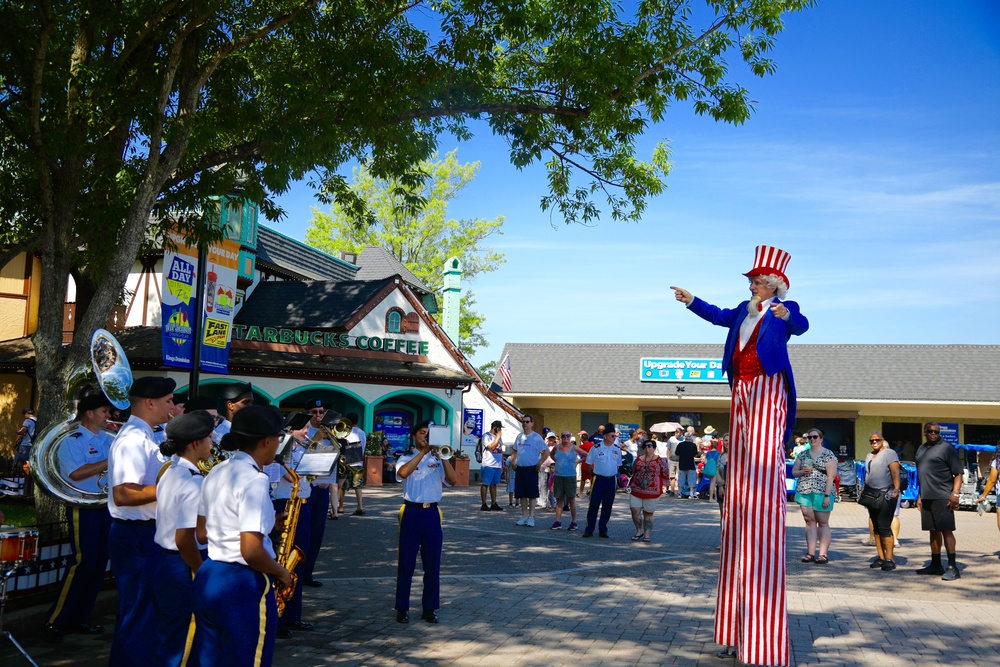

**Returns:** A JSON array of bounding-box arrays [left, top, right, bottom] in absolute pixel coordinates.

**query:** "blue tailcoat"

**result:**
[[688, 296, 808, 443]]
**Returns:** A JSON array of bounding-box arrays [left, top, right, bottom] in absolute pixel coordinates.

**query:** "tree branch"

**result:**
[[0, 239, 37, 272], [394, 102, 591, 124], [632, 13, 731, 89]]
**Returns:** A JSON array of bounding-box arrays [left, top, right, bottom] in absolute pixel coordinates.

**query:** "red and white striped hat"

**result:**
[[743, 245, 791, 287]]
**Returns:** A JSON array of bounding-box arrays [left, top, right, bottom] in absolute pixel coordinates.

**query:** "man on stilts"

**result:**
[[671, 245, 808, 667]]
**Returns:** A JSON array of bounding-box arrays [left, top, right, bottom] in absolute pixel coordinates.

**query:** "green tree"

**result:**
[[307, 150, 503, 356], [0, 0, 813, 457]]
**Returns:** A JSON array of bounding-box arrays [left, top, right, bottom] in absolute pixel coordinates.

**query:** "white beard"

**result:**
[[748, 295, 762, 317]]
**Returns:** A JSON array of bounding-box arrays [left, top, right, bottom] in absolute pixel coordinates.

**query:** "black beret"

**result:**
[[231, 405, 285, 439], [165, 410, 215, 443], [130, 376, 177, 399], [172, 393, 188, 405], [602, 423, 617, 434], [77, 393, 112, 413], [184, 395, 220, 412], [220, 382, 254, 401], [304, 398, 329, 410]]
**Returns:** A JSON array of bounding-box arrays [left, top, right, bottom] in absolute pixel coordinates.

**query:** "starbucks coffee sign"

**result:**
[[232, 324, 429, 355]]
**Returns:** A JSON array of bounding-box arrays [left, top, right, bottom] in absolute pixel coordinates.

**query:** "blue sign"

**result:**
[[938, 423, 959, 446], [461, 408, 483, 455], [640, 358, 728, 383]]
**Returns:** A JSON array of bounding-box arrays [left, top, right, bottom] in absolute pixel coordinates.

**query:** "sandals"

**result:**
[[631, 533, 644, 541], [801, 554, 816, 563], [815, 555, 829, 565], [642, 536, 651, 542]]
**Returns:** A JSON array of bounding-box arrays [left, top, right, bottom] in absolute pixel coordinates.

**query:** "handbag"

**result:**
[[857, 484, 887, 510]]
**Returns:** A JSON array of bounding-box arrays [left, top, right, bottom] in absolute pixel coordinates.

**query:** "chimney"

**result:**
[[441, 257, 462, 343]]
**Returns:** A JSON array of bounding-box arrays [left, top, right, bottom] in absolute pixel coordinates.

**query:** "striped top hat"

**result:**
[[743, 245, 791, 287]]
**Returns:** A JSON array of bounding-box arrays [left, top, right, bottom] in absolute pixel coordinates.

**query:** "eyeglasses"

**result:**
[[521, 420, 532, 424], [869, 438, 882, 444], [643, 443, 656, 448], [925, 429, 940, 434], [309, 410, 325, 415], [807, 435, 822, 440]]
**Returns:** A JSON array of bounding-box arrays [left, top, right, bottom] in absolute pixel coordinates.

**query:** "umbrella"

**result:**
[[648, 421, 683, 434]]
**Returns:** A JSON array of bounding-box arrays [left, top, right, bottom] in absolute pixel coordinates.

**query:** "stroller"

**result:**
[[837, 459, 860, 500], [617, 452, 635, 492]]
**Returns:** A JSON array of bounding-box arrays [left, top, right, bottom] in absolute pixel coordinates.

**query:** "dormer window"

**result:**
[[386, 308, 403, 333]]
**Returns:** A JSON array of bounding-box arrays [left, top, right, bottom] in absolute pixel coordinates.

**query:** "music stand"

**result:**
[[1, 554, 40, 667]]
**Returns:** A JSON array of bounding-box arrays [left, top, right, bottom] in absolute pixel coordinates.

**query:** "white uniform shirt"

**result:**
[[199, 451, 275, 564], [272, 442, 311, 500], [107, 415, 165, 520], [307, 424, 337, 485], [395, 451, 447, 503], [151, 424, 167, 445], [512, 432, 547, 466], [58, 425, 113, 494], [214, 419, 232, 443], [155, 457, 206, 550]]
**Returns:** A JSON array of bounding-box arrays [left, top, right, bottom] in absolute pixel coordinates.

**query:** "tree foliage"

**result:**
[[0, 0, 814, 434], [307, 150, 503, 356]]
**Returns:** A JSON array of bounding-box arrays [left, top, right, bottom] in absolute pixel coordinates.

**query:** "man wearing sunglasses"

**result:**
[[914, 422, 964, 580]]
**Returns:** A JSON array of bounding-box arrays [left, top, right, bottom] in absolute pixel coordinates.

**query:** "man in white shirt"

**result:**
[[338, 412, 366, 516], [511, 414, 547, 527], [480, 420, 504, 511]]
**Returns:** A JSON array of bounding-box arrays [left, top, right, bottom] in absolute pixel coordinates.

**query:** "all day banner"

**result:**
[[161, 230, 240, 373]]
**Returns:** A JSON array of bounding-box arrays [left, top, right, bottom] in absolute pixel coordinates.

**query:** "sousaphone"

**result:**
[[30, 329, 133, 507]]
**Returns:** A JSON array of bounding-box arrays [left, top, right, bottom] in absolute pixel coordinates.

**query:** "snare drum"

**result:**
[[0, 527, 39, 563]]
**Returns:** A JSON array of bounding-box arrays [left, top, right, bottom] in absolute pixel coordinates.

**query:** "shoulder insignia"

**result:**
[[153, 425, 164, 432], [70, 432, 83, 438], [188, 469, 200, 477]]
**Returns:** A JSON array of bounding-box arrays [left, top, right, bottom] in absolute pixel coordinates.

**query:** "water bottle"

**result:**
[[800, 443, 813, 476]]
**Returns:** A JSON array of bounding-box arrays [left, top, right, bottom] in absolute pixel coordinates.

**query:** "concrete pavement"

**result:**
[[3, 484, 999, 666]]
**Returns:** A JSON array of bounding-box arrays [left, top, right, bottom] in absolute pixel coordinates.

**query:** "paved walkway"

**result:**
[[3, 485, 999, 666]]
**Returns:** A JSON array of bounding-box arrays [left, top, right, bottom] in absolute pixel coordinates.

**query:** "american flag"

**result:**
[[498, 354, 512, 392]]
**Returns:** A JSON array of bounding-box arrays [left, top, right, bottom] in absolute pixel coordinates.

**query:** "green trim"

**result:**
[[175, 379, 275, 404]]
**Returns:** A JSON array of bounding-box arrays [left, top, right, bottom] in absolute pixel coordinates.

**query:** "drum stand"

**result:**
[[1, 562, 40, 667]]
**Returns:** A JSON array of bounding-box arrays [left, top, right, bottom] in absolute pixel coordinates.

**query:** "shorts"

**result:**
[[552, 475, 576, 499], [581, 463, 593, 481], [514, 466, 539, 499], [481, 466, 501, 486], [668, 461, 679, 481], [629, 495, 657, 512], [920, 498, 956, 532], [795, 491, 835, 511]]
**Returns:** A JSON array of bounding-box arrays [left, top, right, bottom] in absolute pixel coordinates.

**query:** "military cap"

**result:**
[[165, 410, 215, 443], [231, 405, 285, 439], [130, 376, 177, 399], [220, 382, 254, 401], [304, 398, 329, 410], [77, 393, 112, 413], [184, 395, 220, 413]]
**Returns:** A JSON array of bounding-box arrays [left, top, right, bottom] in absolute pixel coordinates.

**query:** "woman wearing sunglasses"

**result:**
[[791, 429, 837, 564], [628, 440, 671, 542]]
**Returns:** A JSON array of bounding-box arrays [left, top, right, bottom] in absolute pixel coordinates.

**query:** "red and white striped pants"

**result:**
[[715, 372, 789, 667]]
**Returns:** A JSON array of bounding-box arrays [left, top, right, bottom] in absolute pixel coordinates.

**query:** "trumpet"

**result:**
[[434, 445, 453, 460]]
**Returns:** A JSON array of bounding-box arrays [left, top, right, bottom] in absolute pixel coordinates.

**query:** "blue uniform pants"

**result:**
[[109, 519, 159, 666], [272, 498, 311, 625], [302, 485, 330, 583], [395, 503, 442, 612], [153, 549, 205, 667], [585, 475, 617, 536], [193, 560, 276, 667], [47, 506, 111, 628]]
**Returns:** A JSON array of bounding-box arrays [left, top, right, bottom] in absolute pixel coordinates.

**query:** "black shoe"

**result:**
[[276, 626, 293, 639], [490, 503, 504, 511], [422, 610, 439, 623], [582, 532, 593, 538], [716, 645, 737, 659], [881, 559, 896, 571], [599, 533, 609, 538], [287, 620, 314, 631], [869, 558, 884, 569], [64, 623, 104, 634], [916, 565, 946, 575], [303, 579, 323, 588], [481, 503, 490, 511], [941, 566, 961, 581], [42, 624, 64, 643], [396, 611, 409, 624]]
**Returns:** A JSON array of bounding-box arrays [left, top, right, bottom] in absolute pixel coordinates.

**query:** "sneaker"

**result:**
[[941, 566, 961, 581], [550, 521, 562, 530], [881, 559, 896, 571], [480, 503, 490, 511], [515, 516, 528, 526], [526, 516, 535, 527], [916, 565, 945, 575], [567, 522, 578, 531], [490, 503, 504, 511], [861, 537, 876, 547], [599, 533, 609, 538]]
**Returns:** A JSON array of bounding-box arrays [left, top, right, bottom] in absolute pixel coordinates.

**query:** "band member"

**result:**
[[213, 382, 254, 440], [153, 410, 215, 666], [302, 399, 334, 584], [193, 406, 291, 667], [106, 375, 175, 666], [395, 420, 456, 624], [44, 393, 114, 641], [672, 245, 808, 667]]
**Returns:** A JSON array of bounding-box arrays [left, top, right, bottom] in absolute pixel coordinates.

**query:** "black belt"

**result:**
[[594, 473, 616, 479], [404, 500, 438, 508], [112, 518, 155, 525]]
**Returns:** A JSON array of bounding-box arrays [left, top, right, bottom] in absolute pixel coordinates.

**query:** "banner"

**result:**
[[640, 357, 728, 383], [461, 408, 484, 455], [161, 230, 240, 373]]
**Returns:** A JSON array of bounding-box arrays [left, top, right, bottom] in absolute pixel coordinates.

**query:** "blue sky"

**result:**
[[274, 1, 1000, 370]]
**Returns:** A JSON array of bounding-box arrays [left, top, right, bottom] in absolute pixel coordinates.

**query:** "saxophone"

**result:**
[[274, 462, 305, 617]]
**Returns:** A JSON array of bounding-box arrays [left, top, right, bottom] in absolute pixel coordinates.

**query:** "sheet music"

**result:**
[[295, 452, 340, 476]]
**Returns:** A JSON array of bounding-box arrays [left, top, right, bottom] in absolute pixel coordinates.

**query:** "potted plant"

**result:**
[[364, 430, 385, 487], [451, 448, 471, 487]]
